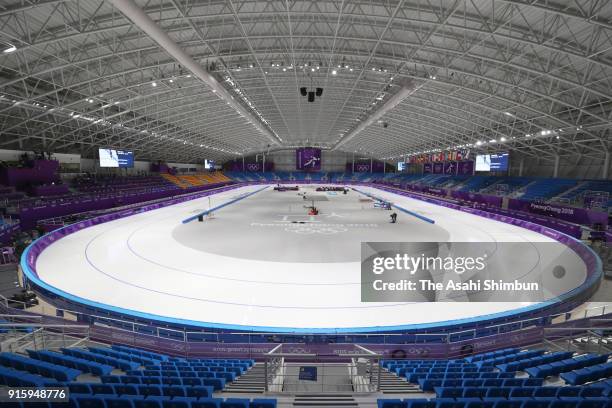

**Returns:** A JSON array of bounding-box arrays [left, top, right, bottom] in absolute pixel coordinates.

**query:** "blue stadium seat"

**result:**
[[161, 397, 193, 408], [115, 384, 139, 396], [191, 399, 222, 408], [133, 400, 162, 408], [104, 398, 134, 408], [221, 399, 250, 408], [137, 385, 162, 396], [405, 399, 436, 408], [74, 396, 105, 408], [520, 401, 554, 408], [185, 385, 213, 399], [557, 386, 582, 397], [161, 385, 185, 398], [378, 399, 405, 408], [250, 399, 277, 408]]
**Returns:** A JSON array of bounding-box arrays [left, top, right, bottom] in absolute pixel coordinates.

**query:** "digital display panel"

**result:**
[[296, 148, 321, 170], [475, 153, 509, 172], [99, 148, 134, 168]]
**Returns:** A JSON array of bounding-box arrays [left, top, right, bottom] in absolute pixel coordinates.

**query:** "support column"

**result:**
[[352, 153, 355, 173], [262, 153, 265, 173], [603, 150, 610, 180], [242, 156, 245, 172], [370, 157, 373, 173], [518, 157, 524, 177], [553, 154, 560, 178]]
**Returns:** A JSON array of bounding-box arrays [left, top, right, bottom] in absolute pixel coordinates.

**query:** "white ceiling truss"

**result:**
[[0, 0, 609, 164]]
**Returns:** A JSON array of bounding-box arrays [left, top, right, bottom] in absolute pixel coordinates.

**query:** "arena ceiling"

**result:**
[[0, 0, 610, 164]]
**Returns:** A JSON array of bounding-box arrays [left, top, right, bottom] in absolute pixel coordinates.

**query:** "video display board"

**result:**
[[475, 152, 509, 172], [99, 148, 134, 168]]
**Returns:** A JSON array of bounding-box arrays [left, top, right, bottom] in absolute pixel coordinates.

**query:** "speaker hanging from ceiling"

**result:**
[[308, 91, 315, 102], [300, 87, 307, 96], [315, 87, 323, 97]]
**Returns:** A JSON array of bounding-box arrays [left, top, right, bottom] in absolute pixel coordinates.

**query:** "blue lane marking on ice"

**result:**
[[353, 187, 435, 224], [182, 186, 268, 224]]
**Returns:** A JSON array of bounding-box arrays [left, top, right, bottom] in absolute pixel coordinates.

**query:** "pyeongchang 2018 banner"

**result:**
[[296, 148, 322, 171]]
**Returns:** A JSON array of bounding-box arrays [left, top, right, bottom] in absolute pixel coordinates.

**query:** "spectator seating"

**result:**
[[61, 347, 139, 371], [111, 345, 170, 361], [496, 351, 575, 372], [0, 352, 81, 382], [560, 361, 612, 385], [3, 394, 276, 408], [525, 353, 609, 378], [87, 347, 161, 366], [26, 350, 113, 376], [464, 348, 521, 362], [1, 347, 267, 408], [0, 365, 61, 387], [378, 394, 611, 408], [519, 178, 577, 201], [475, 350, 546, 368]]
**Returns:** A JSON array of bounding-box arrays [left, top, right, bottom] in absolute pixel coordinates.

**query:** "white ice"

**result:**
[[35, 184, 587, 331]]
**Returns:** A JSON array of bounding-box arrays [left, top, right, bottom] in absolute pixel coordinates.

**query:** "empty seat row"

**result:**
[[378, 398, 611, 408], [62, 348, 140, 371], [147, 365, 243, 376], [158, 363, 249, 372], [434, 385, 606, 399], [465, 348, 521, 362], [101, 375, 226, 390], [0, 352, 81, 382], [128, 369, 232, 379], [27, 350, 113, 376], [4, 396, 276, 408], [419, 378, 542, 392], [397, 366, 493, 376], [477, 350, 546, 367], [525, 354, 609, 378], [406, 370, 512, 383], [560, 361, 612, 385], [161, 360, 251, 367], [382, 360, 465, 368], [496, 352, 574, 373], [67, 382, 213, 399], [169, 358, 253, 367], [111, 345, 170, 362], [89, 347, 160, 366], [0, 365, 57, 387], [141, 371, 234, 383], [385, 361, 471, 367]]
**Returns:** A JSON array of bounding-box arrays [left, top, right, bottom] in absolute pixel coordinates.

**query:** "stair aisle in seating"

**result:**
[[224, 362, 266, 393], [372, 364, 421, 394]]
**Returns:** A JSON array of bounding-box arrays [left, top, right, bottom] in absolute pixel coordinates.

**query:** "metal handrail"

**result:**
[[4, 299, 611, 344]]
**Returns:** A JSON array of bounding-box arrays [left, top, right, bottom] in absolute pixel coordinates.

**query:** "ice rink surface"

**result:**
[[35, 184, 588, 331]]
